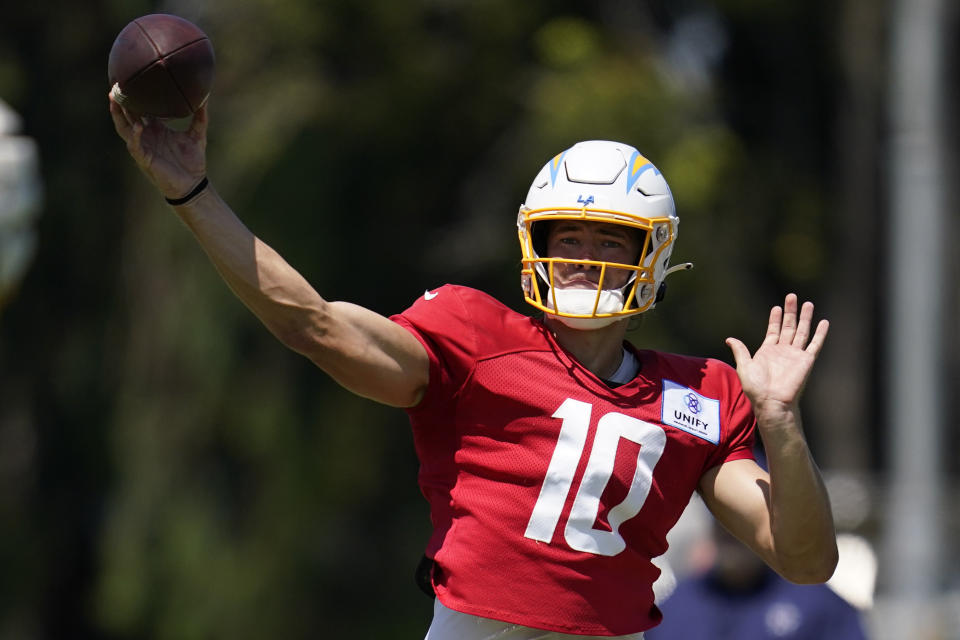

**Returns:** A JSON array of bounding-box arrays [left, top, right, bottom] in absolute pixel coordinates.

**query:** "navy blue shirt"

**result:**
[[646, 569, 868, 640]]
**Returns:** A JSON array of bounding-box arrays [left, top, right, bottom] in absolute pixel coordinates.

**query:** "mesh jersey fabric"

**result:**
[[391, 285, 756, 636]]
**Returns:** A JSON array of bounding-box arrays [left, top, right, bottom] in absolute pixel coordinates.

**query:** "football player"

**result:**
[[110, 97, 838, 639]]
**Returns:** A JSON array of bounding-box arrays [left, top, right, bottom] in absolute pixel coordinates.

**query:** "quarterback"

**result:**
[[110, 96, 838, 639]]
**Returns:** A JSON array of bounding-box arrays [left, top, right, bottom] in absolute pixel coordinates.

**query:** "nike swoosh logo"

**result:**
[[424, 289, 438, 301]]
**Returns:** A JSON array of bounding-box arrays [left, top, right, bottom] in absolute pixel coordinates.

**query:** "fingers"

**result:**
[[778, 293, 799, 345], [108, 93, 147, 155], [806, 319, 830, 357], [762, 304, 782, 346], [190, 104, 208, 137], [108, 93, 133, 138], [187, 107, 209, 155], [767, 293, 829, 354], [725, 337, 751, 368], [792, 299, 814, 347]]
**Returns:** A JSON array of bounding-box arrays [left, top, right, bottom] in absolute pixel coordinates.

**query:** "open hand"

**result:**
[[725, 294, 829, 419], [108, 94, 207, 201]]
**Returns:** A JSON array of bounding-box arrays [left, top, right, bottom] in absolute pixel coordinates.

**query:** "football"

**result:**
[[108, 14, 215, 119]]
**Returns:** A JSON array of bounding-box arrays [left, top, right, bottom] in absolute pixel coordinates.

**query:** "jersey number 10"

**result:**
[[524, 398, 667, 556]]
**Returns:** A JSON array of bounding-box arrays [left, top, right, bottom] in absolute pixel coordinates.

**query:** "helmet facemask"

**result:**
[[519, 210, 675, 328]]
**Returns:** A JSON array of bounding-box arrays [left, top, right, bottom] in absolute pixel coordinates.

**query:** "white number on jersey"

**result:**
[[524, 398, 667, 556]]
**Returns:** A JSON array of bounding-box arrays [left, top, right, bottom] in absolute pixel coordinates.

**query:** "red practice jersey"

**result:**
[[392, 285, 756, 636]]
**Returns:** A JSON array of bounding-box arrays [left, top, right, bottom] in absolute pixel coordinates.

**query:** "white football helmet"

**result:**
[[518, 140, 686, 328]]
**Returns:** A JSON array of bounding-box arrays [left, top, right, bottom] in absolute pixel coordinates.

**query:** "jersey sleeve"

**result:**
[[705, 359, 756, 470], [390, 285, 478, 414]]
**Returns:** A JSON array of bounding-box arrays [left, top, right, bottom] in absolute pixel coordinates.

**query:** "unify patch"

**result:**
[[661, 379, 720, 444]]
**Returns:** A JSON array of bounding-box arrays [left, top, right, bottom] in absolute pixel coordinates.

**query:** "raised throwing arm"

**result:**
[[109, 97, 428, 407]]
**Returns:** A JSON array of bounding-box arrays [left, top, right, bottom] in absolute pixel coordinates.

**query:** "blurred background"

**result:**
[[0, 0, 957, 638]]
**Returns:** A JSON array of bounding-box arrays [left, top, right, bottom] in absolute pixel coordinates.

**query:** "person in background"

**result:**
[[647, 518, 868, 640], [0, 98, 42, 312]]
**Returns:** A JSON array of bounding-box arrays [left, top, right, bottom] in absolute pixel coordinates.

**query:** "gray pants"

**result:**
[[424, 599, 645, 640]]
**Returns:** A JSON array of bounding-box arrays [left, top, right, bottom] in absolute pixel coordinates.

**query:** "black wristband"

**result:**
[[165, 177, 209, 206]]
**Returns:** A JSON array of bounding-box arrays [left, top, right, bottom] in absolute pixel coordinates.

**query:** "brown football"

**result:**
[[108, 14, 215, 119]]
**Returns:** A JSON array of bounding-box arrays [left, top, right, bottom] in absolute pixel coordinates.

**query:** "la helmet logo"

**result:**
[[577, 194, 595, 206]]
